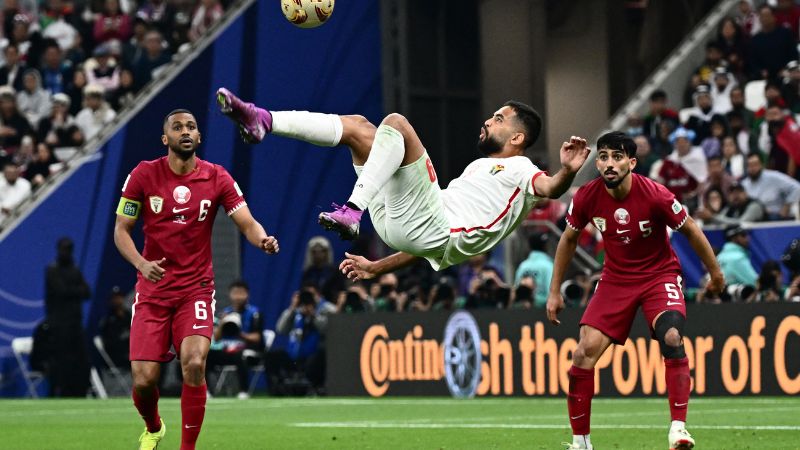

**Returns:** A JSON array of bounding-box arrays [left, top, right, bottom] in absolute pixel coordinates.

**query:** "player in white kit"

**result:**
[[217, 88, 590, 278]]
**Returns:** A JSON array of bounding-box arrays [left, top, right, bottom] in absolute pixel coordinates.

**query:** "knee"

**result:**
[[132, 369, 159, 392], [572, 343, 600, 368], [381, 113, 410, 132], [181, 353, 206, 377], [655, 310, 687, 359]]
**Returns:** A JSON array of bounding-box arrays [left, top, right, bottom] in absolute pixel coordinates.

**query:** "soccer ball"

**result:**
[[281, 0, 335, 29]]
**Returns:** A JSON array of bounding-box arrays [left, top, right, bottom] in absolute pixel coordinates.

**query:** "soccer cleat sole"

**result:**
[[318, 214, 358, 241], [217, 91, 232, 114]]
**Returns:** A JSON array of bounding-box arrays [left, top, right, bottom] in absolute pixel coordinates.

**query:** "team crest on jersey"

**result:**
[[592, 217, 606, 232], [149, 196, 164, 214], [671, 199, 682, 214], [173, 185, 191, 204], [614, 208, 630, 225], [489, 164, 505, 175]]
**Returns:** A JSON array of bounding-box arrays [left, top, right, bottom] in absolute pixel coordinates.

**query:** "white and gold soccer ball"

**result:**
[[281, 0, 335, 29]]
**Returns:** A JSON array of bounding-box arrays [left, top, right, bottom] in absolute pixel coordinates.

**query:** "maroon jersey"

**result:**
[[565, 174, 688, 283], [117, 156, 245, 298]]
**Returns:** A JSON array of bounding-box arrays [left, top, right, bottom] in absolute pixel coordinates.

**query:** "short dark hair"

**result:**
[[163, 109, 194, 126], [503, 100, 542, 149], [596, 131, 637, 158], [528, 233, 549, 252], [229, 279, 249, 291], [649, 89, 667, 102]]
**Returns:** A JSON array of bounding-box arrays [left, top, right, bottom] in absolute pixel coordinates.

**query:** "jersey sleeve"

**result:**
[[564, 187, 589, 231], [524, 162, 546, 198], [115, 164, 145, 219], [655, 183, 688, 230], [217, 167, 247, 216]]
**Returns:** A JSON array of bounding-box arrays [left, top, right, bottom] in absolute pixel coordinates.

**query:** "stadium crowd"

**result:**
[[0, 0, 229, 222]]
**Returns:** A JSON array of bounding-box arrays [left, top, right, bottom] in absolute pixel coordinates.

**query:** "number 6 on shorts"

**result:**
[[194, 300, 207, 320]]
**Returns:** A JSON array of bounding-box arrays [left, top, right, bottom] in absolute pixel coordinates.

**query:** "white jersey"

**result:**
[[433, 156, 544, 269]]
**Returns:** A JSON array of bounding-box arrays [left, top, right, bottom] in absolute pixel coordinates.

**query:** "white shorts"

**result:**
[[355, 153, 449, 262]]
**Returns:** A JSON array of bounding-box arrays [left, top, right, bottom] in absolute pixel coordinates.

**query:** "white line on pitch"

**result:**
[[291, 422, 800, 431]]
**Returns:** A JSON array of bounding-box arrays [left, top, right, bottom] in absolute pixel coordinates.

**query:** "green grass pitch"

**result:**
[[1, 396, 798, 449]]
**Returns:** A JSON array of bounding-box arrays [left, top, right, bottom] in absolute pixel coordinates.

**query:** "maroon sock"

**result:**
[[665, 357, 690, 422], [180, 383, 207, 450], [132, 387, 161, 433], [567, 365, 594, 435]]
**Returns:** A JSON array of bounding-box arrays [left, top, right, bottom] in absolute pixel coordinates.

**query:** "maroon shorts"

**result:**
[[130, 290, 216, 362], [580, 273, 686, 344]]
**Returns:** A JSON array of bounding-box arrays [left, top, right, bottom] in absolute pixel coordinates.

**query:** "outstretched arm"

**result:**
[[677, 217, 725, 294], [340, 251, 419, 281], [533, 136, 591, 198], [230, 205, 279, 254], [545, 226, 581, 325]]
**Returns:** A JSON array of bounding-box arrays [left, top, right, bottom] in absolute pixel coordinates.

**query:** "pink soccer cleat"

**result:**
[[216, 87, 272, 144], [318, 203, 363, 241]]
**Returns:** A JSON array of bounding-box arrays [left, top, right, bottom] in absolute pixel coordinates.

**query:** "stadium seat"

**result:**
[[744, 79, 766, 112], [93, 336, 131, 395], [11, 337, 45, 398]]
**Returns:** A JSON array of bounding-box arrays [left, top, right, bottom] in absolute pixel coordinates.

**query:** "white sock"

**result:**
[[573, 434, 591, 448], [671, 420, 685, 430], [271, 111, 343, 147], [347, 124, 404, 210]]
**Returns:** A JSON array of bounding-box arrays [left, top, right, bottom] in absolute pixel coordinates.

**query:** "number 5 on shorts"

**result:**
[[664, 283, 680, 299], [194, 300, 207, 320]]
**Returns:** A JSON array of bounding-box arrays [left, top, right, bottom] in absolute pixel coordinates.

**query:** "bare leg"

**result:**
[[567, 325, 614, 449], [132, 361, 163, 433]]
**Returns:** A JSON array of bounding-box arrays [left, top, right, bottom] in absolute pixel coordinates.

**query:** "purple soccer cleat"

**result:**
[[318, 203, 363, 241], [216, 87, 273, 144]]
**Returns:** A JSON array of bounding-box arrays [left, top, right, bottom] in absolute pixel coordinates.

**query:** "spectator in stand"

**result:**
[[74, 83, 116, 140], [710, 66, 737, 114], [0, 86, 34, 152], [301, 236, 339, 296], [713, 183, 766, 225], [44, 237, 91, 396], [64, 69, 85, 115], [188, 0, 223, 43], [24, 142, 59, 189], [694, 41, 725, 86], [781, 60, 800, 113], [336, 283, 372, 313], [425, 277, 457, 311], [718, 225, 759, 301], [715, 17, 749, 84], [721, 135, 747, 179], [0, 44, 27, 92], [122, 16, 147, 69], [750, 5, 796, 81], [0, 160, 31, 220], [742, 152, 800, 220], [39, 41, 73, 95], [40, 9, 78, 54], [11, 134, 35, 168], [136, 0, 177, 44], [654, 128, 706, 210], [727, 86, 755, 132], [98, 286, 132, 368], [84, 43, 120, 96], [93, 0, 132, 45], [514, 233, 553, 308], [632, 135, 660, 178], [754, 83, 787, 128], [736, 0, 761, 37], [774, 0, 800, 40], [699, 155, 735, 205], [37, 92, 83, 148], [757, 104, 799, 176], [108, 68, 135, 110], [10, 13, 45, 70], [372, 273, 400, 312], [695, 187, 727, 226], [685, 85, 727, 145], [700, 116, 728, 158], [16, 69, 52, 130], [642, 89, 679, 144], [131, 29, 171, 92]]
